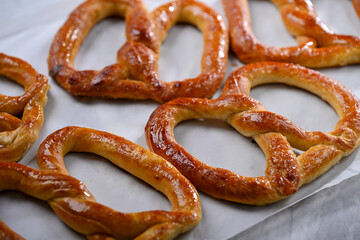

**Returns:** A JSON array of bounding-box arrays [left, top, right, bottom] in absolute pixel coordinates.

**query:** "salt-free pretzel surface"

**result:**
[[0, 126, 201, 239], [146, 62, 360, 205], [48, 0, 228, 103], [222, 0, 360, 68], [0, 53, 49, 162]]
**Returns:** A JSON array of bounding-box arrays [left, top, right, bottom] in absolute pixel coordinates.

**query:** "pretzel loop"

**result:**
[[146, 62, 360, 205], [222, 0, 360, 68], [0, 53, 49, 162], [0, 127, 201, 239], [48, 0, 228, 102]]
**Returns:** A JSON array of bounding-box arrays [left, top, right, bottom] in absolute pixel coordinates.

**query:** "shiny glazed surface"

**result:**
[[48, 0, 228, 102], [0, 53, 49, 162], [0, 126, 201, 239], [146, 62, 360, 205], [222, 0, 360, 68]]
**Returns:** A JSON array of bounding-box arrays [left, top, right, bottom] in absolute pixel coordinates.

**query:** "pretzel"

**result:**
[[222, 0, 360, 68], [145, 62, 360, 205], [0, 53, 49, 162], [0, 126, 201, 239], [48, 0, 228, 103]]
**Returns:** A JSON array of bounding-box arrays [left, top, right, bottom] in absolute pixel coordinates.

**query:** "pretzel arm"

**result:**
[[0, 54, 41, 116], [52, 62, 154, 100], [50, 197, 196, 238], [0, 113, 22, 131], [36, 126, 201, 239], [0, 76, 49, 162], [0, 55, 38, 87], [146, 97, 301, 205], [0, 113, 22, 146], [223, 62, 360, 143], [277, 2, 360, 47], [0, 54, 49, 162], [222, 0, 360, 68], [229, 110, 356, 152], [149, 0, 229, 102], [48, 0, 137, 69]]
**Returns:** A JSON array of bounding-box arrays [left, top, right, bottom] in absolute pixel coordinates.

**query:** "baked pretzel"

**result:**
[[0, 126, 201, 239], [145, 62, 360, 205], [222, 0, 360, 68], [0, 53, 49, 162], [48, 0, 228, 103]]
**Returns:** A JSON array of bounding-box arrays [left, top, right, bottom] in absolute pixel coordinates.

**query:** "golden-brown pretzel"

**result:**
[[222, 0, 360, 68], [145, 62, 360, 205], [48, 0, 228, 103], [0, 53, 49, 162], [0, 126, 201, 239]]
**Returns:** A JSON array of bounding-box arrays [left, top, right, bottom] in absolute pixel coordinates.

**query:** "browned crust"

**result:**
[[0, 126, 201, 239], [222, 0, 360, 68], [146, 62, 360, 205], [48, 0, 228, 102], [0, 53, 50, 162]]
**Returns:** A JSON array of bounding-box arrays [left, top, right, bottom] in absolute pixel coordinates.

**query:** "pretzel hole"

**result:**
[[74, 17, 127, 71], [174, 119, 266, 177], [249, 0, 297, 47], [158, 23, 202, 82], [250, 84, 338, 133], [0, 75, 25, 97], [63, 152, 171, 213], [0, 191, 78, 239]]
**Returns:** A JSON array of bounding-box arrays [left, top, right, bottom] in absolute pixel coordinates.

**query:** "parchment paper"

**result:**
[[0, 0, 359, 239]]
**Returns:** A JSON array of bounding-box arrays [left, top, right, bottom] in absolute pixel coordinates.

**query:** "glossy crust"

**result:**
[[222, 0, 360, 68], [0, 53, 49, 162], [145, 62, 360, 205], [48, 0, 228, 103], [0, 127, 201, 239]]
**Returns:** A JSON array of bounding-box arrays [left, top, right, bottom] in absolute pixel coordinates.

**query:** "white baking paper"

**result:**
[[0, 0, 359, 239]]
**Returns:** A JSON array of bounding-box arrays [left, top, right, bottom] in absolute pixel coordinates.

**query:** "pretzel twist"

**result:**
[[145, 62, 360, 205], [0, 53, 49, 162], [48, 0, 228, 103], [222, 0, 360, 68], [0, 126, 201, 239]]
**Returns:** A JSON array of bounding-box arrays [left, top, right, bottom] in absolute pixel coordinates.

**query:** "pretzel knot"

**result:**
[[0, 53, 49, 162], [145, 62, 360, 205], [48, 0, 228, 103], [0, 127, 201, 239], [222, 0, 360, 68]]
